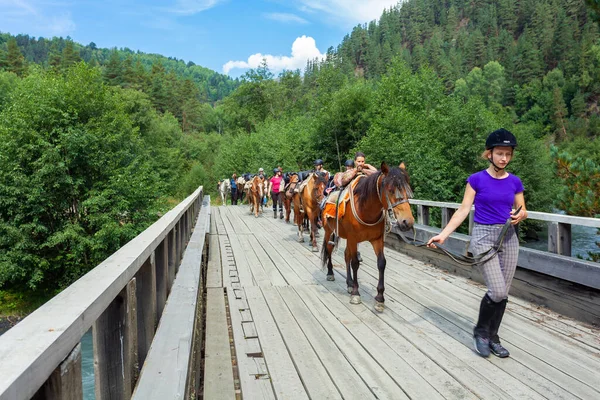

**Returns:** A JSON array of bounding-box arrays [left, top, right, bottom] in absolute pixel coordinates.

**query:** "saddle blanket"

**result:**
[[322, 177, 361, 220]]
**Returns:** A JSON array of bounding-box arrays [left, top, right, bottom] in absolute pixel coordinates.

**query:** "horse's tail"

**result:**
[[320, 235, 329, 269]]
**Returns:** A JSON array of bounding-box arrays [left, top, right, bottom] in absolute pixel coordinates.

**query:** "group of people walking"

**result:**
[[220, 128, 528, 359]]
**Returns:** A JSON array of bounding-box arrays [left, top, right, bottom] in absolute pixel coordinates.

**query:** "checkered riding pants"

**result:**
[[468, 223, 519, 302]]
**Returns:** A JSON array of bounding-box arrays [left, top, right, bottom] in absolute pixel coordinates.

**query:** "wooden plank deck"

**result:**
[[204, 205, 600, 400]]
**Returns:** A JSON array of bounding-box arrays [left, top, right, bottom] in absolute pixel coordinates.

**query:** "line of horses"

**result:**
[[220, 163, 416, 313]]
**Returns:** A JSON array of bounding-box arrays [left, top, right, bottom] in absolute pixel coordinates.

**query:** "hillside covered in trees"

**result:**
[[0, 0, 598, 311]]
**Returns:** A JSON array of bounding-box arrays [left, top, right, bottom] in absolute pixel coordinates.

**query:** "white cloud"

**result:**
[[264, 12, 308, 24], [223, 35, 325, 75], [298, 0, 400, 25], [167, 0, 227, 16], [0, 0, 76, 36]]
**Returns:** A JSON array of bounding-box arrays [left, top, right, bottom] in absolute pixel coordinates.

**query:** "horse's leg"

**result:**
[[322, 222, 335, 281], [297, 213, 304, 242], [372, 239, 386, 312], [309, 212, 319, 252], [345, 243, 361, 304]]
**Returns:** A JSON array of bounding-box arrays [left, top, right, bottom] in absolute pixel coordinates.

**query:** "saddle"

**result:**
[[322, 177, 362, 220]]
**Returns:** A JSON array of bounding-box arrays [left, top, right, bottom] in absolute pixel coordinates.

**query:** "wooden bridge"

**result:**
[[1, 187, 599, 399]]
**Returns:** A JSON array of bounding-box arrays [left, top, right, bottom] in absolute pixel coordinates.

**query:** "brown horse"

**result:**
[[248, 175, 264, 218], [321, 162, 414, 312], [294, 171, 329, 251], [283, 173, 300, 223]]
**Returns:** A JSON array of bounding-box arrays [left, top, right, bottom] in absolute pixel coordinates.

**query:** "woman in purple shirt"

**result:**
[[427, 128, 528, 358]]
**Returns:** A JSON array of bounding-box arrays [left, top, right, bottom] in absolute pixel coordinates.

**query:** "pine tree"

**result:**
[[121, 55, 136, 89], [445, 6, 459, 41], [467, 29, 486, 70], [61, 39, 81, 70], [6, 38, 27, 76], [570, 90, 586, 117], [103, 49, 122, 86], [552, 87, 568, 141], [0, 48, 7, 70], [515, 33, 543, 83], [498, 0, 517, 32], [48, 42, 62, 71], [150, 62, 168, 112]]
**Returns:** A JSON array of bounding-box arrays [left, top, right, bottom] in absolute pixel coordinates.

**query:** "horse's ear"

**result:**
[[399, 162, 406, 170], [380, 162, 389, 174]]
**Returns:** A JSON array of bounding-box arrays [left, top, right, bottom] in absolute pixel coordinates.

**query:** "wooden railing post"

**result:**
[[136, 257, 157, 367], [468, 210, 474, 235], [441, 207, 454, 229], [548, 222, 572, 256], [168, 228, 176, 291], [155, 237, 168, 320], [93, 279, 138, 400], [417, 205, 430, 226], [176, 221, 182, 272], [32, 344, 82, 400]]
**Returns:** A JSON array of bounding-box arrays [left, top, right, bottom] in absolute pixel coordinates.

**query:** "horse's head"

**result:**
[[311, 171, 329, 203], [380, 162, 414, 231]]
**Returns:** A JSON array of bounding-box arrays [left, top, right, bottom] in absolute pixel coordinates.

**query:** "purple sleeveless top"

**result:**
[[467, 170, 524, 225]]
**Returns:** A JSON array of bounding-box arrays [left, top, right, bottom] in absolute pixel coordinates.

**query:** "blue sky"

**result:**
[[0, 0, 400, 77]]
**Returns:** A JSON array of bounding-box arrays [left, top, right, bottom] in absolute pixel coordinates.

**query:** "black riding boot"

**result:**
[[489, 298, 510, 358], [473, 294, 496, 357], [273, 210, 277, 219]]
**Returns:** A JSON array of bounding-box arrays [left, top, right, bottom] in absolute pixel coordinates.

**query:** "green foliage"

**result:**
[[0, 32, 238, 103], [552, 145, 600, 217], [0, 64, 199, 293]]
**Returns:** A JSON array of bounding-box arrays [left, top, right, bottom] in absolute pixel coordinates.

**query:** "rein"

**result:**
[[349, 173, 411, 228], [395, 206, 522, 266]]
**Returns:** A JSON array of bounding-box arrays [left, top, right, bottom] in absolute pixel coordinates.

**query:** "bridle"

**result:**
[[348, 173, 411, 229], [309, 173, 327, 203]]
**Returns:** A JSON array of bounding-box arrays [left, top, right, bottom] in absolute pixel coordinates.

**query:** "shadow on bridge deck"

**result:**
[[204, 205, 600, 400]]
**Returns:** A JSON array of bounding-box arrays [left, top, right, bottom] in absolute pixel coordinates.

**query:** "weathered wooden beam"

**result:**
[[32, 344, 82, 400], [93, 279, 138, 400], [168, 227, 177, 292], [548, 222, 572, 257], [132, 196, 210, 400], [136, 257, 157, 367], [155, 236, 168, 319], [417, 205, 430, 226], [441, 207, 455, 229]]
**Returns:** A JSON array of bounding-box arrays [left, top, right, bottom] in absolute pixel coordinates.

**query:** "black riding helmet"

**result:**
[[344, 159, 354, 167], [314, 159, 323, 166], [273, 168, 279, 174], [485, 128, 517, 149]]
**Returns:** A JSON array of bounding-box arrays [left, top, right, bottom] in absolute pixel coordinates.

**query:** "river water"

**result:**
[[78, 225, 598, 399], [81, 330, 94, 399], [521, 223, 599, 259]]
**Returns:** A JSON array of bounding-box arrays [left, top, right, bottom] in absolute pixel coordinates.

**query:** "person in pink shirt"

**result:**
[[268, 168, 284, 219]]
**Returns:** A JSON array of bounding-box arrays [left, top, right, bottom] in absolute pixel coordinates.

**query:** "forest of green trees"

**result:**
[[1, 0, 598, 313]]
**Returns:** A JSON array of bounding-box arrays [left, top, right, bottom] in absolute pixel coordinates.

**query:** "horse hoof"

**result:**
[[298, 238, 304, 243], [374, 301, 385, 313], [312, 246, 318, 252], [326, 275, 335, 281], [347, 287, 353, 294], [350, 295, 361, 305]]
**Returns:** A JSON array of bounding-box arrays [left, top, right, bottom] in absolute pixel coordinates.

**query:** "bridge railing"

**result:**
[[411, 199, 600, 257], [388, 199, 600, 325], [0, 186, 204, 400]]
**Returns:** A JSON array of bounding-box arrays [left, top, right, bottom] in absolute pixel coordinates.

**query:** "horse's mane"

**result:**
[[354, 167, 411, 208]]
